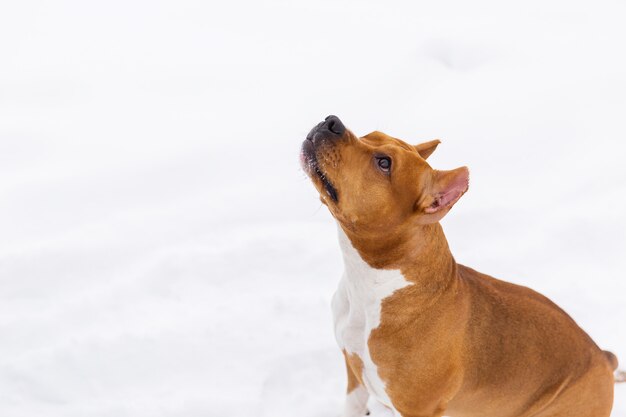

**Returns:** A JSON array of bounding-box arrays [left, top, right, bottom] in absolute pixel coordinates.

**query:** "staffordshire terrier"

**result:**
[[300, 115, 621, 417]]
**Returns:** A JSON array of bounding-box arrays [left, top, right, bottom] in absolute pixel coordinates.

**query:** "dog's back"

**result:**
[[446, 265, 615, 417]]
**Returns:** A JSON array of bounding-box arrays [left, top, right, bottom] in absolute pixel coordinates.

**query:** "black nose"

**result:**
[[323, 115, 345, 135]]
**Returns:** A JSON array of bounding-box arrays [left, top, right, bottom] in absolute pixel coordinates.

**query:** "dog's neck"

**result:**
[[337, 222, 457, 293]]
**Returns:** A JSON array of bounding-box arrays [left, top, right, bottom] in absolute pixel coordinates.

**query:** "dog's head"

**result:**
[[301, 116, 469, 236]]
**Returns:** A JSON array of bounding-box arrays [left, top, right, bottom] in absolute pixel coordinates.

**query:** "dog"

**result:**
[[300, 115, 621, 417]]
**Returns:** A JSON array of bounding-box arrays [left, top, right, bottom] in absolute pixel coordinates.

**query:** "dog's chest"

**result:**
[[332, 228, 412, 406]]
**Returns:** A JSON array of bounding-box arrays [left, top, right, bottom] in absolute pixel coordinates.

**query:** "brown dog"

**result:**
[[300, 115, 620, 417]]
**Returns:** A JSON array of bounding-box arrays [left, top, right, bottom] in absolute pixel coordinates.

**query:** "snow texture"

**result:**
[[1, 0, 625, 416]]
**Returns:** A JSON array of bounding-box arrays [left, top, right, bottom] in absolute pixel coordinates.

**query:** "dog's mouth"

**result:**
[[301, 139, 339, 203], [314, 164, 338, 203]]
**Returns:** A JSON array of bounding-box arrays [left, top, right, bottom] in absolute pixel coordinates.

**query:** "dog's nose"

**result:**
[[323, 115, 345, 135]]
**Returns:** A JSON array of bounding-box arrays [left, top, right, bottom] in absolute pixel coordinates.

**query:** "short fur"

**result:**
[[301, 116, 618, 417]]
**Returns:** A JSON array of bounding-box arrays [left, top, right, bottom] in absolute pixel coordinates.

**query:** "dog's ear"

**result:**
[[415, 166, 469, 223], [414, 139, 441, 160]]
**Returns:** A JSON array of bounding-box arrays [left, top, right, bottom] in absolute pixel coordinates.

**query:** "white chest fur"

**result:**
[[331, 227, 412, 408]]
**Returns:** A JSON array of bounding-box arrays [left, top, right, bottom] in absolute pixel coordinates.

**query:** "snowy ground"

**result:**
[[1, 1, 626, 416]]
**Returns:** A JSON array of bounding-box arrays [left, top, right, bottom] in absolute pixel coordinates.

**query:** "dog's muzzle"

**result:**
[[300, 115, 345, 203]]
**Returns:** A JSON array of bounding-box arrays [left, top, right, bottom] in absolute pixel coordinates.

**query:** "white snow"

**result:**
[[1, 0, 625, 416]]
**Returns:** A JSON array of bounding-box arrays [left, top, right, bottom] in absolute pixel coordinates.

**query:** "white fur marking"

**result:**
[[332, 226, 412, 412], [342, 385, 369, 417]]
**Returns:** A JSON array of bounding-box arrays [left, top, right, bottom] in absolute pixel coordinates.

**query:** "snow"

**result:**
[[1, 0, 625, 416]]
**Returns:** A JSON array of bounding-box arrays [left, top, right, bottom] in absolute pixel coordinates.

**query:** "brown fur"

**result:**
[[343, 350, 365, 393], [302, 125, 618, 417]]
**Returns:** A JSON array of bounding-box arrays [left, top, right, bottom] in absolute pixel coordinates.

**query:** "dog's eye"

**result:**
[[376, 156, 392, 172]]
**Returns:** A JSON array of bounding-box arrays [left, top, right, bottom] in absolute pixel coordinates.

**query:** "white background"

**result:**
[[1, 1, 625, 416]]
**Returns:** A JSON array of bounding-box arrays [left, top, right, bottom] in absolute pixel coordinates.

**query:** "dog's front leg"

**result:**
[[341, 353, 369, 417]]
